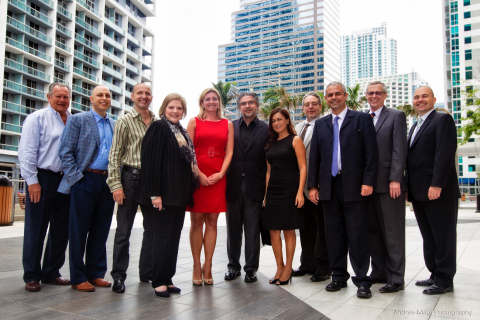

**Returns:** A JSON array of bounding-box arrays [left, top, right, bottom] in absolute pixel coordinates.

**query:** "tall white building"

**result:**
[[0, 0, 155, 174], [341, 23, 398, 87]]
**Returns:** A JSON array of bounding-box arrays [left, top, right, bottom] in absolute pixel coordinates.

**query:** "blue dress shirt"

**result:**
[[89, 109, 113, 171]]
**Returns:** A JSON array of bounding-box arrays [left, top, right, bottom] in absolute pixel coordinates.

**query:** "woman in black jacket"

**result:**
[[140, 93, 199, 297]]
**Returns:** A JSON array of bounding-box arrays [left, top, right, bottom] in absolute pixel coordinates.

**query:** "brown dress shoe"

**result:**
[[89, 278, 112, 287], [25, 281, 41, 292], [71, 281, 95, 292], [42, 277, 70, 285]]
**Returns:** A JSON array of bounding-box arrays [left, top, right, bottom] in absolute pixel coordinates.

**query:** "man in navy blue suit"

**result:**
[[308, 81, 378, 298]]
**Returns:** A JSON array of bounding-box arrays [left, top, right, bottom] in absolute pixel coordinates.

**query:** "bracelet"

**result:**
[[220, 173, 223, 179], [150, 196, 157, 200]]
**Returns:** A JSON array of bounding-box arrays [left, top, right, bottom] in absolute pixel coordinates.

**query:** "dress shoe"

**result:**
[[71, 281, 95, 292], [379, 282, 404, 293], [140, 278, 150, 283], [325, 280, 347, 292], [224, 269, 241, 280], [269, 278, 279, 284], [292, 268, 310, 277], [245, 271, 257, 283], [112, 279, 125, 293], [154, 288, 170, 298], [167, 286, 181, 293], [357, 285, 372, 298], [89, 278, 112, 287], [25, 281, 41, 292], [373, 278, 388, 284], [276, 270, 294, 285], [310, 274, 331, 282], [41, 277, 70, 285], [423, 284, 454, 295], [415, 278, 434, 287]]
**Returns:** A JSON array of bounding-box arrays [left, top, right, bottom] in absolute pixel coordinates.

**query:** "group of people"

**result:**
[[18, 79, 459, 300]]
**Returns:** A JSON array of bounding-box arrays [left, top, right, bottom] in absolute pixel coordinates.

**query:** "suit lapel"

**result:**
[[87, 112, 101, 146], [375, 107, 388, 132], [410, 110, 436, 148], [325, 114, 333, 130], [340, 109, 353, 131], [407, 123, 416, 146]]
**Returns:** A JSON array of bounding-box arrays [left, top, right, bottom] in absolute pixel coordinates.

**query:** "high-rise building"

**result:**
[[340, 23, 398, 87], [0, 0, 155, 174], [218, 0, 341, 122]]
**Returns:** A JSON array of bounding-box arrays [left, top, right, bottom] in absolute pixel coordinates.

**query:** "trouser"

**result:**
[[298, 197, 331, 275], [151, 206, 186, 288], [23, 170, 70, 283], [368, 191, 406, 285], [322, 174, 374, 288], [110, 169, 155, 281], [226, 177, 262, 272], [412, 200, 458, 287], [69, 172, 115, 285]]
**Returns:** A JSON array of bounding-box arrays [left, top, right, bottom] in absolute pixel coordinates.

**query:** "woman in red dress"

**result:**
[[186, 88, 234, 285]]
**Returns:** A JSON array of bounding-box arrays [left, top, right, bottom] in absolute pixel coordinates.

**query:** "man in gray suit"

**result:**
[[367, 81, 408, 293], [293, 93, 331, 282]]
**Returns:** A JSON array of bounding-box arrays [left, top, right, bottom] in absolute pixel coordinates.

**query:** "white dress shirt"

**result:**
[[410, 109, 434, 145], [300, 118, 316, 140], [370, 106, 383, 126], [332, 107, 349, 171]]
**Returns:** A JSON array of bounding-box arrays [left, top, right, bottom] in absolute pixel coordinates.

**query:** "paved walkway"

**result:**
[[0, 203, 478, 319]]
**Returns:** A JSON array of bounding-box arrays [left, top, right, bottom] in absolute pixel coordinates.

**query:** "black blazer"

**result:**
[[226, 118, 269, 202], [406, 110, 460, 202], [308, 108, 378, 202]]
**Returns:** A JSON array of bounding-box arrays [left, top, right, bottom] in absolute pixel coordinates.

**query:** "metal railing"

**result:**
[[7, 16, 52, 44], [8, 0, 53, 26], [2, 101, 37, 116], [55, 40, 71, 52], [77, 0, 102, 18], [75, 17, 101, 37], [5, 37, 51, 62], [54, 59, 70, 71], [3, 80, 46, 99], [57, 5, 72, 20], [4, 58, 50, 81], [56, 23, 72, 37], [1, 122, 22, 133], [0, 144, 19, 151], [74, 50, 100, 68], [73, 68, 99, 82], [71, 102, 90, 112], [74, 33, 100, 52], [72, 85, 92, 96]]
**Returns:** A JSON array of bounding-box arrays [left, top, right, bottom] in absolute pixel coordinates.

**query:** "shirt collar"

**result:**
[[91, 109, 109, 122], [48, 105, 71, 118], [131, 107, 156, 120], [333, 106, 348, 122], [370, 106, 383, 117], [306, 115, 320, 125], [420, 109, 434, 121], [240, 116, 258, 126]]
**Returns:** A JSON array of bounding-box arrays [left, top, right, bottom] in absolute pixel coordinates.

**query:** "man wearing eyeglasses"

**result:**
[[225, 92, 269, 282], [366, 81, 408, 293], [292, 93, 331, 282]]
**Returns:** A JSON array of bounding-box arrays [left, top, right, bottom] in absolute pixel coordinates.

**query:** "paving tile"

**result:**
[[327, 304, 384, 320], [77, 296, 163, 319], [0, 302, 43, 320], [273, 301, 327, 320], [49, 291, 135, 314], [165, 306, 231, 320]]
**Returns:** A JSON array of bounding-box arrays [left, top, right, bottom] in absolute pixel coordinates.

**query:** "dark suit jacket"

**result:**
[[406, 110, 460, 202], [373, 107, 408, 193], [226, 118, 269, 202], [308, 108, 378, 202]]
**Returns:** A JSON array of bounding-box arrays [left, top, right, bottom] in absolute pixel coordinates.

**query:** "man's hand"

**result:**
[[361, 185, 373, 196], [152, 197, 163, 211], [113, 189, 126, 205], [389, 181, 401, 199], [309, 188, 319, 205], [428, 186, 442, 200], [28, 183, 41, 203]]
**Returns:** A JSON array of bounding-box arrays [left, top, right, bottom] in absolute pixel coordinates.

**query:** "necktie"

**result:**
[[300, 123, 310, 141], [371, 112, 375, 122], [410, 118, 424, 146], [332, 116, 339, 177]]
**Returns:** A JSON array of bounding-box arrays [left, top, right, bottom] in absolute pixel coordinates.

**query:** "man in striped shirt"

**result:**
[[107, 83, 157, 293]]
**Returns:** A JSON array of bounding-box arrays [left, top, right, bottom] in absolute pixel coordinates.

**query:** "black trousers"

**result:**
[[322, 174, 373, 288], [69, 172, 115, 285], [110, 170, 155, 281], [226, 177, 262, 272], [151, 206, 186, 288], [23, 170, 70, 283], [412, 200, 457, 287], [298, 197, 330, 275]]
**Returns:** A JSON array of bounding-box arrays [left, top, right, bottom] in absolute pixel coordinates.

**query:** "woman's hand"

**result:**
[[207, 172, 222, 185], [199, 172, 209, 187], [295, 192, 305, 209], [152, 197, 163, 211]]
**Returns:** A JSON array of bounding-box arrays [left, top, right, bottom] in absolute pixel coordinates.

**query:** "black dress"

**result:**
[[263, 134, 304, 230]]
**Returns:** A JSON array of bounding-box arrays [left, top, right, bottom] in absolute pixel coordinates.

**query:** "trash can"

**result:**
[[0, 176, 13, 226]]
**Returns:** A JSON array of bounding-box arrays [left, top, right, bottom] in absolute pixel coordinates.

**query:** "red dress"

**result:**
[[187, 118, 228, 213]]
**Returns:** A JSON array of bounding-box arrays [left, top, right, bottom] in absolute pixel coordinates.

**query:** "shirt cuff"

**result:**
[[108, 181, 123, 192], [25, 176, 39, 186]]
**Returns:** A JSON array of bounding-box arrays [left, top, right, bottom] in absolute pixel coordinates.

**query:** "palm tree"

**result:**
[[397, 104, 418, 117], [346, 84, 367, 110], [262, 86, 301, 111], [316, 91, 331, 115], [258, 104, 277, 121], [211, 81, 236, 111]]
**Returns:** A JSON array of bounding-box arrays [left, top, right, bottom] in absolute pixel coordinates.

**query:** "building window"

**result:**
[[469, 165, 475, 172], [451, 1, 458, 13], [465, 37, 471, 44], [451, 14, 458, 25], [452, 39, 459, 50], [464, 24, 471, 31], [465, 49, 472, 60], [451, 26, 458, 38], [466, 66, 473, 80], [464, 0, 470, 5], [452, 51, 459, 66], [464, 12, 471, 18]]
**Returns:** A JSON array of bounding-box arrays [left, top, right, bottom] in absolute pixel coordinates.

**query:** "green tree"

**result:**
[[316, 91, 331, 115], [211, 81, 236, 111], [346, 84, 367, 110], [459, 87, 480, 144], [396, 104, 418, 117], [262, 86, 301, 112]]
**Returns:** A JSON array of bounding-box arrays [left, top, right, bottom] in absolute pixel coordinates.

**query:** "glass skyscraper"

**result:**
[[218, 0, 340, 121]]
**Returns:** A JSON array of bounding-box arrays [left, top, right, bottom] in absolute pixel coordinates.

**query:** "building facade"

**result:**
[[0, 0, 155, 174], [218, 0, 341, 122], [340, 23, 397, 88]]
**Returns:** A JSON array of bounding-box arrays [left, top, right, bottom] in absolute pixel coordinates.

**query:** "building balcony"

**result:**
[[75, 17, 101, 38], [107, 113, 118, 120], [72, 85, 92, 97], [103, 50, 124, 65], [32, 0, 54, 9], [141, 70, 152, 82], [3, 80, 47, 100], [73, 67, 99, 83], [77, 0, 102, 18], [141, 58, 151, 69], [56, 23, 72, 38], [125, 76, 136, 87], [126, 63, 139, 75], [2, 101, 37, 116], [71, 102, 90, 112], [74, 50, 100, 68], [54, 59, 70, 72], [8, 0, 53, 28], [127, 33, 140, 47], [102, 80, 123, 95], [0, 144, 19, 152], [54, 77, 69, 86], [127, 49, 140, 61], [7, 16, 52, 46], [5, 37, 51, 62], [74, 33, 100, 53], [104, 18, 125, 36], [110, 99, 122, 109], [103, 36, 124, 52], [142, 42, 152, 56], [55, 40, 71, 53], [4, 58, 51, 83], [129, 0, 155, 17], [124, 104, 133, 112], [57, 5, 72, 20], [1, 122, 22, 134], [102, 65, 124, 80]]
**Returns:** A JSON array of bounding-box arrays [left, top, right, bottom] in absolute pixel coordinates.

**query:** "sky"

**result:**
[[150, 0, 444, 123]]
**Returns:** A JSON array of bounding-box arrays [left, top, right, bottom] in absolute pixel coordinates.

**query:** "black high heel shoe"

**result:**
[[276, 271, 293, 285], [269, 278, 279, 284]]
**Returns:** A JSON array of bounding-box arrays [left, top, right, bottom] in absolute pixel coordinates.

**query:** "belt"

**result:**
[[122, 165, 141, 175], [86, 168, 108, 176], [37, 168, 63, 176], [196, 147, 226, 158]]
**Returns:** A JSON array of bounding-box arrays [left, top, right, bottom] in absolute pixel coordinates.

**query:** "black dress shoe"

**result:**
[[415, 278, 434, 287], [224, 269, 241, 280], [423, 284, 454, 295], [167, 286, 181, 293], [373, 278, 388, 284], [310, 274, 331, 282], [325, 280, 347, 292], [154, 289, 170, 298], [112, 279, 125, 293], [379, 282, 404, 293], [357, 285, 372, 298], [292, 268, 310, 277], [139, 278, 150, 283], [245, 271, 257, 283]]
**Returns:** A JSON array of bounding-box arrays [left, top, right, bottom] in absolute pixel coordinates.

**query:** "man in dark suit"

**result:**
[[225, 92, 269, 282], [308, 81, 378, 298], [366, 81, 408, 293], [407, 86, 459, 295]]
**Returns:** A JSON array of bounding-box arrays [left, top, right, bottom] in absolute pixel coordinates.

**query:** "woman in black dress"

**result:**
[[263, 107, 307, 285]]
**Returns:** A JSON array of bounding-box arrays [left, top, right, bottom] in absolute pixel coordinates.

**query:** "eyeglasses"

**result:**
[[303, 102, 320, 107], [239, 101, 257, 107], [366, 91, 386, 97]]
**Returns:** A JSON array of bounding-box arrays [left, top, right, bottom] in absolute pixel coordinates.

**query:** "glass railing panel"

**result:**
[[5, 37, 51, 61], [55, 59, 70, 71], [0, 144, 19, 151], [77, 0, 102, 18], [74, 50, 100, 68], [57, 5, 72, 20], [55, 40, 71, 52], [1, 122, 23, 133], [102, 65, 124, 79], [2, 101, 37, 115], [73, 67, 99, 82], [72, 85, 92, 96], [8, 0, 53, 26], [71, 102, 90, 112], [3, 80, 46, 98], [74, 33, 100, 52], [54, 77, 69, 86], [75, 17, 101, 37], [7, 16, 51, 44], [4, 58, 51, 81], [56, 23, 72, 37]]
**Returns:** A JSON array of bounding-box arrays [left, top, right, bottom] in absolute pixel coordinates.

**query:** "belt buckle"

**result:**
[[208, 147, 215, 158]]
